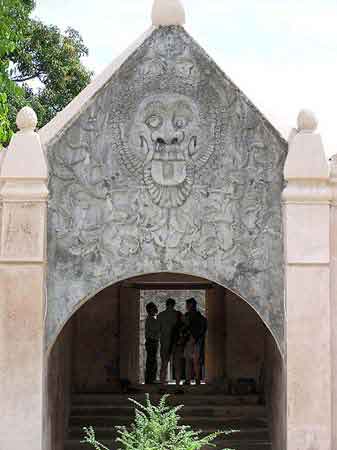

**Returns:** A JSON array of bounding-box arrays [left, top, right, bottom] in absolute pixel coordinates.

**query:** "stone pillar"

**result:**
[[283, 110, 331, 450], [0, 107, 48, 450], [329, 154, 337, 449], [119, 287, 140, 384], [205, 286, 226, 384]]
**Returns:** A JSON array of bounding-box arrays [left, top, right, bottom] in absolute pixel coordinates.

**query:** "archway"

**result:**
[[46, 273, 285, 450]]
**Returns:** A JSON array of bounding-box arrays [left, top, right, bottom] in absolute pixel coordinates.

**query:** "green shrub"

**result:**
[[82, 394, 235, 450]]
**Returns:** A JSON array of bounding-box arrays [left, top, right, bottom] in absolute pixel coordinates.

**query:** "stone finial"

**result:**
[[0, 105, 47, 180], [284, 109, 329, 183], [152, 0, 186, 26], [297, 109, 318, 133], [16, 106, 38, 132]]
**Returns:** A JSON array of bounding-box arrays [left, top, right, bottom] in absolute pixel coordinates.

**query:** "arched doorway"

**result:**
[[46, 273, 285, 450]]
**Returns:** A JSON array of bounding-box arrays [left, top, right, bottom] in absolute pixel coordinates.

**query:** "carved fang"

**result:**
[[141, 136, 154, 164], [188, 136, 198, 157]]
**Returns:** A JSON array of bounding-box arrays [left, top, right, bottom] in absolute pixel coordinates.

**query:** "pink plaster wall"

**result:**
[[265, 330, 286, 450], [46, 321, 72, 450], [72, 285, 121, 392], [225, 291, 267, 384]]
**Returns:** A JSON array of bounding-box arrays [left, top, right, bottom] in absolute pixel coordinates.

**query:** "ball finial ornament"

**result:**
[[297, 109, 318, 133], [16, 106, 38, 131], [152, 0, 186, 26]]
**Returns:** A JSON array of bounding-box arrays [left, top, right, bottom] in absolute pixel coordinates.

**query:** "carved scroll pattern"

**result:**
[[47, 27, 287, 351]]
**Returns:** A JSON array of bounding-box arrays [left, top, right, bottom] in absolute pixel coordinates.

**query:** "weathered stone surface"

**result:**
[[46, 26, 287, 352], [1, 202, 46, 260]]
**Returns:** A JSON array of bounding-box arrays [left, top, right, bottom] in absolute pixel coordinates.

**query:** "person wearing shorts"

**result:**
[[184, 298, 207, 385]]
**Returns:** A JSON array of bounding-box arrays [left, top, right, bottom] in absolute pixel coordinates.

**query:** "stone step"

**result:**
[[204, 444, 271, 450], [72, 393, 261, 406], [68, 428, 269, 441], [128, 384, 229, 394], [68, 418, 269, 439], [71, 404, 266, 418], [69, 414, 268, 428], [68, 391, 270, 449], [65, 437, 271, 450]]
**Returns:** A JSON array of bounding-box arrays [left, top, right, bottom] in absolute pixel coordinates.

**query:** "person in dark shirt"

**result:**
[[184, 298, 207, 385], [145, 302, 160, 384], [157, 298, 178, 385]]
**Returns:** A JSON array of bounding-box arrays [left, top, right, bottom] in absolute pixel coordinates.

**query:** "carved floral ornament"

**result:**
[[47, 27, 287, 350]]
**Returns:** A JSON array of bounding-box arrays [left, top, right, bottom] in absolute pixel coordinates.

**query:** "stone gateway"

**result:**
[[47, 26, 287, 352], [0, 2, 334, 450]]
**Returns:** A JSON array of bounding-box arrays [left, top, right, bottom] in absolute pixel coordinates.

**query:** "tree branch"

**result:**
[[11, 73, 40, 82]]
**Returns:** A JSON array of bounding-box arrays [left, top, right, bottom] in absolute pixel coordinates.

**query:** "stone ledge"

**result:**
[[282, 180, 331, 204], [0, 180, 48, 202]]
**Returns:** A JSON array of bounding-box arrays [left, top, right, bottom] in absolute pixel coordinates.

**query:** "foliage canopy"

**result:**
[[0, 0, 92, 146]]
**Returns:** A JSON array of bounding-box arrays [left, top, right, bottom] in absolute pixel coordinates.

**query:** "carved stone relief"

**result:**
[[124, 93, 213, 208], [46, 26, 287, 352], [1, 203, 45, 259]]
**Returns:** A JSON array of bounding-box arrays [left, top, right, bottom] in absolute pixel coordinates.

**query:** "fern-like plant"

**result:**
[[82, 394, 235, 450]]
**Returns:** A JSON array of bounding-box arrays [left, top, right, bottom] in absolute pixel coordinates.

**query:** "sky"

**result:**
[[34, 0, 337, 157]]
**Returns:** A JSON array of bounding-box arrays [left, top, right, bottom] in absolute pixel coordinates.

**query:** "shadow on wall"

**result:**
[[265, 332, 286, 450]]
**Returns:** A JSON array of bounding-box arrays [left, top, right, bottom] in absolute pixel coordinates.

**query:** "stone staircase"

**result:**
[[65, 385, 271, 450]]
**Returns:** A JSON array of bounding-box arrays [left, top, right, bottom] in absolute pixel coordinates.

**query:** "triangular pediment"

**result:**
[[42, 26, 285, 148]]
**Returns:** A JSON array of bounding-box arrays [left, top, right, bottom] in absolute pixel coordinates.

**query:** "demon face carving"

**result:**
[[123, 93, 214, 208]]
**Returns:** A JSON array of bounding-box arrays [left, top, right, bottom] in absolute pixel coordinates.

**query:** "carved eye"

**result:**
[[146, 115, 162, 129], [174, 117, 188, 129]]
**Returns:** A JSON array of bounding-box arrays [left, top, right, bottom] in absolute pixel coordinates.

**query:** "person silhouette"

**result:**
[[171, 311, 189, 391], [157, 298, 178, 386], [145, 302, 159, 384], [184, 298, 207, 385]]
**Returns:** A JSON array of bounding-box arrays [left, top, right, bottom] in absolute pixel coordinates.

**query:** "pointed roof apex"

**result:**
[[152, 0, 186, 26]]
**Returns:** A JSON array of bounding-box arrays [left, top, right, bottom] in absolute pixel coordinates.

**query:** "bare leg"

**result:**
[[174, 351, 183, 386], [160, 356, 169, 385], [193, 348, 201, 384], [185, 356, 193, 384], [184, 338, 195, 384]]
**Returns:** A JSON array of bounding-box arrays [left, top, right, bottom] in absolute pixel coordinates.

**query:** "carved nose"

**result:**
[[156, 137, 179, 145], [153, 131, 184, 147]]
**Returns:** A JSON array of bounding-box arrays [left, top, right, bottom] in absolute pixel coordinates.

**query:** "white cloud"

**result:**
[[33, 0, 337, 156]]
